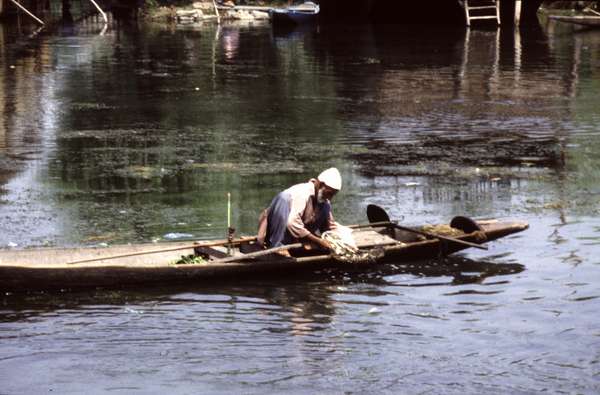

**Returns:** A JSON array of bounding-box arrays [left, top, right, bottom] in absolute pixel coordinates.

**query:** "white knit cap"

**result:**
[[317, 167, 342, 190]]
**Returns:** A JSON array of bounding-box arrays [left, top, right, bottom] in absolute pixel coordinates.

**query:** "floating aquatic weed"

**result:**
[[421, 224, 464, 237], [69, 102, 115, 111], [191, 161, 304, 175], [117, 165, 161, 179], [543, 201, 566, 210], [322, 230, 389, 264], [173, 254, 206, 265], [192, 162, 238, 171], [350, 133, 565, 178], [83, 233, 118, 243]]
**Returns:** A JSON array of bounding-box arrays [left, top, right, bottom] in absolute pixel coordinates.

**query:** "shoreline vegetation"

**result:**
[[143, 0, 290, 23], [142, 0, 600, 24]]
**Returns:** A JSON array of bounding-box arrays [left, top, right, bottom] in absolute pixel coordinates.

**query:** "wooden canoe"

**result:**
[[549, 15, 600, 27], [0, 219, 528, 292], [269, 1, 319, 26]]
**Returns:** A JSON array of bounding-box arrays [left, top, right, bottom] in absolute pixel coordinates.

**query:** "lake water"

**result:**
[[1, 16, 599, 394]]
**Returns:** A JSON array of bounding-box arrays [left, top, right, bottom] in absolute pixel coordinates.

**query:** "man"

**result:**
[[257, 168, 342, 252]]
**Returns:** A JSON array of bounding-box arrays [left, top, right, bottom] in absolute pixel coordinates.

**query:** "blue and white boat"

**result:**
[[269, 1, 320, 26]]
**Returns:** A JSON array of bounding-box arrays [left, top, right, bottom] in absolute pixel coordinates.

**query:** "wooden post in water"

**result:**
[[496, 0, 501, 25], [514, 0, 522, 26], [462, 0, 471, 26], [9, 0, 44, 25]]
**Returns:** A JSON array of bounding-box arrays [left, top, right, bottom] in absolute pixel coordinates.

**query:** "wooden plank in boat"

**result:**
[[353, 230, 397, 248], [0, 243, 197, 268]]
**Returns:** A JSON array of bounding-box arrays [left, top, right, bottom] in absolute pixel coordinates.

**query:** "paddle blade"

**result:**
[[450, 216, 483, 233], [367, 204, 391, 223]]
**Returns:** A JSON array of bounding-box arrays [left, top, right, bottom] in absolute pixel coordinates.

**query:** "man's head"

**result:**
[[317, 167, 341, 203]]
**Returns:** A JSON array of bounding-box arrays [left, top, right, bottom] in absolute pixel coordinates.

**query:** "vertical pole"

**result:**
[[226, 192, 232, 255], [514, 0, 522, 26], [463, 0, 471, 26], [227, 192, 231, 230], [9, 0, 45, 25], [87, 0, 107, 24], [496, 0, 501, 25], [213, 0, 220, 24]]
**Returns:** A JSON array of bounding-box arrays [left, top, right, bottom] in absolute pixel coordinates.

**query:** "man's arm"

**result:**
[[301, 232, 331, 251], [287, 193, 331, 250]]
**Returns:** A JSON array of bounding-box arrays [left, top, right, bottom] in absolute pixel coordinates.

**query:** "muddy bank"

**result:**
[[350, 133, 565, 178]]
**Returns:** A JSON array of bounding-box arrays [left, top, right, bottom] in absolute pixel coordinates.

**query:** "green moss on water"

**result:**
[[191, 161, 304, 175], [69, 103, 116, 111], [118, 165, 165, 180]]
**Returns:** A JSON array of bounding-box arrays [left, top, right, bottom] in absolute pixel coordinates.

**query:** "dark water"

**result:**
[[1, 16, 600, 394]]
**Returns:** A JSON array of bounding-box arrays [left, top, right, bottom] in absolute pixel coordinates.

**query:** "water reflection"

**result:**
[[0, 254, 531, 392], [0, 19, 598, 247], [0, 255, 523, 322], [220, 25, 240, 61]]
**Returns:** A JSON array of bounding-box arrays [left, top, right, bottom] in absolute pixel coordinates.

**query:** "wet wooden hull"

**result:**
[[0, 220, 528, 292], [550, 15, 600, 27], [269, 3, 319, 26]]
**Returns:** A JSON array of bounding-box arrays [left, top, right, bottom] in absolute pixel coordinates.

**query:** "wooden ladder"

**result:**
[[460, 0, 501, 26]]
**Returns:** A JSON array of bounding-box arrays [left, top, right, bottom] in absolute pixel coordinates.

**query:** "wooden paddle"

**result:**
[[584, 7, 600, 16], [65, 221, 391, 265], [65, 236, 258, 265], [366, 204, 488, 250], [213, 222, 393, 264], [212, 243, 303, 264]]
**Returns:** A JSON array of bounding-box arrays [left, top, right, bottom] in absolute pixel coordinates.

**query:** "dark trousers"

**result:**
[[266, 192, 331, 247]]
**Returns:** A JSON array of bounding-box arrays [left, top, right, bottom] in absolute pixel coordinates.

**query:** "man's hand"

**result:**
[[318, 238, 332, 251], [302, 234, 331, 251]]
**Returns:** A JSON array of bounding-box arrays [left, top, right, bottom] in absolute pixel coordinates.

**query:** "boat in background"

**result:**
[[269, 1, 320, 26], [550, 8, 600, 28], [550, 15, 600, 27]]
